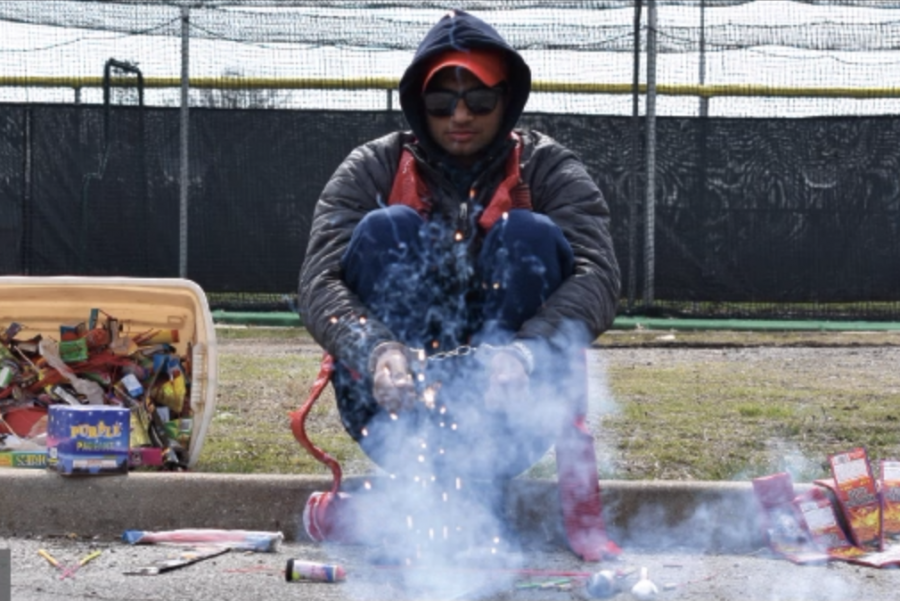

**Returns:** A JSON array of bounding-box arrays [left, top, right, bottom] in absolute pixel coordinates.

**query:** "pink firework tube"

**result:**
[[285, 559, 346, 583], [122, 529, 283, 552]]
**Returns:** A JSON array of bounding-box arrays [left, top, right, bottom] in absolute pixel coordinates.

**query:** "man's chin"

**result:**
[[442, 145, 482, 164]]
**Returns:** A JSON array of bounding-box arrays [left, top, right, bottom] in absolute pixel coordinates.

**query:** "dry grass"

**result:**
[[195, 326, 900, 481]]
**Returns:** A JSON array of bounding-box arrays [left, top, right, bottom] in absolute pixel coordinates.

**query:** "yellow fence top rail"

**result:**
[[5, 76, 900, 99]]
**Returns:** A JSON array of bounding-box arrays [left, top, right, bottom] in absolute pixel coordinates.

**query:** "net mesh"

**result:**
[[2, 0, 900, 320]]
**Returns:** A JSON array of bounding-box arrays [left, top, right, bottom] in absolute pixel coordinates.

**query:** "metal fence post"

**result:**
[[643, 0, 658, 307], [179, 4, 190, 278], [699, 0, 709, 118], [628, 0, 642, 311]]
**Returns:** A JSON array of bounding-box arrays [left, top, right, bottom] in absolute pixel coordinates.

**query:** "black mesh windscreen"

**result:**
[[2, 103, 900, 320]]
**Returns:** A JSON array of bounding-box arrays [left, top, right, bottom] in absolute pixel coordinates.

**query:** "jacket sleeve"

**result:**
[[517, 132, 621, 346], [298, 134, 403, 372]]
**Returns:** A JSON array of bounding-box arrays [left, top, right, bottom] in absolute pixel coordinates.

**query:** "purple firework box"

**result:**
[[47, 405, 130, 475]]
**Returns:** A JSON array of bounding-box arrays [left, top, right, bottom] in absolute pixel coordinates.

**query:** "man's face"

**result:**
[[424, 68, 505, 165]]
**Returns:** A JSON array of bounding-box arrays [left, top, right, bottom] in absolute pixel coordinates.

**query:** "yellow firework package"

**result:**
[[794, 488, 866, 562], [829, 448, 880, 550]]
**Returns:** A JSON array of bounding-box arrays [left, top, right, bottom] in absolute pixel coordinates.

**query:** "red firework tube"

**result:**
[[285, 559, 346, 583]]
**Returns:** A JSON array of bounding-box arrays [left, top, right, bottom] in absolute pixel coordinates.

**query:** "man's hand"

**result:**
[[484, 346, 531, 412], [369, 343, 416, 413]]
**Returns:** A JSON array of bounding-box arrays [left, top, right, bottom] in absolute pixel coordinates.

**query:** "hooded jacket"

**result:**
[[298, 10, 620, 373]]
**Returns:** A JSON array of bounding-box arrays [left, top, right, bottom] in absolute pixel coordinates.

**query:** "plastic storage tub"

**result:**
[[0, 276, 217, 468]]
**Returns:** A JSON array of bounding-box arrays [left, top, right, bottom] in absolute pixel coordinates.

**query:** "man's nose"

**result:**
[[451, 98, 474, 121]]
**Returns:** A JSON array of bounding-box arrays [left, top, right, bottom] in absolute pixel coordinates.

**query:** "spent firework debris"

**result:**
[[59, 550, 102, 580], [631, 567, 659, 601], [122, 529, 283, 553], [285, 559, 345, 583], [585, 569, 617, 598], [37, 549, 63, 571], [124, 547, 229, 576]]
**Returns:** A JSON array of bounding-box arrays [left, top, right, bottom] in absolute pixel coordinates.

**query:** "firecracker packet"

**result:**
[[828, 448, 881, 550], [793, 488, 866, 562], [880, 460, 900, 544], [812, 472, 900, 568], [752, 472, 829, 564]]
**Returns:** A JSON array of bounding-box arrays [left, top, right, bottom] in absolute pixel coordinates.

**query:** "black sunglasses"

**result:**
[[423, 85, 505, 117]]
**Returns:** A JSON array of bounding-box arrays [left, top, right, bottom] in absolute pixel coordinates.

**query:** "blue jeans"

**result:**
[[335, 205, 575, 478]]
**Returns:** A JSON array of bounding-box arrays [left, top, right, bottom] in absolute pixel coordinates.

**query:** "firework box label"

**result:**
[[881, 460, 900, 542], [47, 405, 130, 475], [829, 448, 880, 550]]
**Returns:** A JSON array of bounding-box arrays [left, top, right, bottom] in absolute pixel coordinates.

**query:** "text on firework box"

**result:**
[[47, 405, 130, 475], [829, 447, 880, 550]]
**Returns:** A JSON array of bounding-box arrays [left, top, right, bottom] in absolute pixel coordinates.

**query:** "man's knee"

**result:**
[[342, 205, 425, 291], [352, 205, 423, 250]]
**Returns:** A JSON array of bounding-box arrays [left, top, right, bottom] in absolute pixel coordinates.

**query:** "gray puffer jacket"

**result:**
[[298, 129, 620, 373]]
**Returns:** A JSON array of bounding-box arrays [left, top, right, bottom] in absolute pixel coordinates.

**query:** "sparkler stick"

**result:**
[[37, 549, 63, 571], [59, 550, 102, 580]]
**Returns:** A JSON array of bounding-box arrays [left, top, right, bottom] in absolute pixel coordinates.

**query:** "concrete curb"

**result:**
[[0, 471, 814, 552]]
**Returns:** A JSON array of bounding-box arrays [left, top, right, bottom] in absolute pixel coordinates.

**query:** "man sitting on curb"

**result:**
[[298, 9, 620, 562]]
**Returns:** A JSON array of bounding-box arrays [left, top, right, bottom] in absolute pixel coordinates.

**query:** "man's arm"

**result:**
[[517, 132, 621, 346], [298, 134, 404, 373]]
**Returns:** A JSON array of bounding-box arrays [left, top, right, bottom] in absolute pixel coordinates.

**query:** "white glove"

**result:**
[[369, 342, 416, 413], [484, 343, 533, 412]]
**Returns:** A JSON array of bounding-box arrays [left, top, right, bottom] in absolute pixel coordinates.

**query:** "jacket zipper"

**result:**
[[458, 196, 469, 237]]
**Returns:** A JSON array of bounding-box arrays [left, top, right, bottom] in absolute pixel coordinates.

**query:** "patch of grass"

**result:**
[[602, 357, 900, 481], [195, 332, 373, 475], [196, 326, 900, 481], [736, 403, 794, 419]]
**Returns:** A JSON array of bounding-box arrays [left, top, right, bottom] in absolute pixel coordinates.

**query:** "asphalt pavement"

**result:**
[[5, 533, 900, 601], [3, 471, 900, 600]]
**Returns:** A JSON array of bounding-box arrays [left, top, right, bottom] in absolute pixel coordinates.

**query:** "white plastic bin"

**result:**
[[0, 276, 217, 468]]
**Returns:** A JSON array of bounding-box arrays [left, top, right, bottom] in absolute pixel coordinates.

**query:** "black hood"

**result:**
[[398, 9, 531, 162]]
